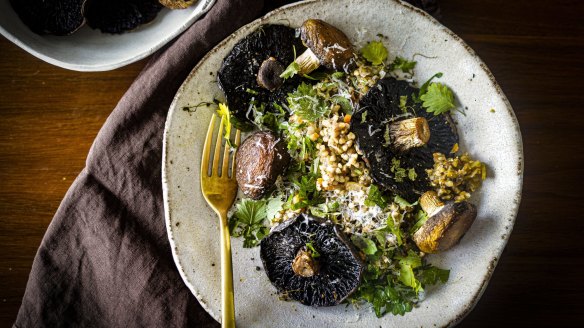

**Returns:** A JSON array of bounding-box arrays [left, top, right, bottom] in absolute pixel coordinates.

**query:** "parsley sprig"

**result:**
[[228, 199, 269, 248]]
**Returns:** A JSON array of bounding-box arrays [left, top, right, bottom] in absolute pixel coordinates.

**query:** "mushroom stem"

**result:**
[[419, 191, 444, 216], [257, 57, 285, 91], [389, 117, 431, 151], [294, 48, 321, 75], [292, 248, 319, 277]]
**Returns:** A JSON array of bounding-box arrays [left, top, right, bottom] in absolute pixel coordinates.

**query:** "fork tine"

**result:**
[[201, 114, 216, 177], [212, 115, 225, 175], [231, 129, 241, 178], [222, 133, 231, 178]]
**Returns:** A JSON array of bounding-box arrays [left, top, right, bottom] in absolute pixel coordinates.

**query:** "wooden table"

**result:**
[[1, 0, 582, 326]]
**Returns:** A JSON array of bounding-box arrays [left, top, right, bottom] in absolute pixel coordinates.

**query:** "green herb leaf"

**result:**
[[407, 167, 417, 181], [413, 72, 443, 103], [361, 41, 388, 65], [265, 197, 285, 222], [390, 158, 407, 183], [364, 184, 389, 208], [306, 242, 321, 258], [396, 250, 423, 269], [410, 209, 429, 233], [399, 95, 408, 113], [420, 82, 456, 116], [386, 214, 403, 246], [417, 266, 450, 286], [228, 199, 268, 248], [287, 82, 328, 121], [280, 61, 300, 79], [351, 235, 378, 255], [390, 56, 417, 73]]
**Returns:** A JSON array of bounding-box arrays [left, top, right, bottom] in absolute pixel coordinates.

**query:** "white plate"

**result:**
[[162, 0, 523, 327], [0, 0, 216, 71]]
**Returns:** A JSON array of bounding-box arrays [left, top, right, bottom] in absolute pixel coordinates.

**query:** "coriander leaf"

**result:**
[[287, 82, 328, 121], [413, 72, 443, 103], [228, 199, 268, 248], [361, 41, 388, 65], [280, 45, 299, 80], [417, 265, 450, 286], [390, 56, 417, 73], [364, 184, 389, 208], [280, 61, 300, 79], [351, 235, 378, 255], [398, 264, 422, 293], [420, 82, 456, 116]]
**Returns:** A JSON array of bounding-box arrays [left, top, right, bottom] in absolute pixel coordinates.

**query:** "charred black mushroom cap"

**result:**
[[260, 214, 364, 307], [84, 0, 163, 34], [294, 19, 357, 75], [217, 24, 306, 127], [10, 0, 87, 35], [413, 191, 477, 253], [350, 77, 459, 201]]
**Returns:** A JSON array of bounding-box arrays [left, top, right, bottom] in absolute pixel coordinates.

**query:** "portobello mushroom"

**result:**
[[350, 77, 458, 201], [413, 191, 477, 253], [294, 19, 357, 75], [217, 25, 306, 127], [10, 0, 87, 35], [235, 131, 290, 199], [84, 0, 163, 34], [260, 214, 364, 307]]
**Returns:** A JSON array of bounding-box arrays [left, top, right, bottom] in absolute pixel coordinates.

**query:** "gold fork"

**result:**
[[201, 114, 240, 328]]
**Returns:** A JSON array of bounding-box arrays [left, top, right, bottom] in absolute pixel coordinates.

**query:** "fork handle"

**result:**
[[218, 210, 235, 328]]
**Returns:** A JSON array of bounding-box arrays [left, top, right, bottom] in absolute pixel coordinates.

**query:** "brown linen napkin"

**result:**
[[14, 1, 439, 327], [14, 0, 263, 327]]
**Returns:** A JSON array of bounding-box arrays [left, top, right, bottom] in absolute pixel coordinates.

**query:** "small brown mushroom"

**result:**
[[413, 191, 477, 253], [388, 117, 431, 152], [235, 131, 290, 199], [293, 19, 356, 75], [257, 57, 285, 91]]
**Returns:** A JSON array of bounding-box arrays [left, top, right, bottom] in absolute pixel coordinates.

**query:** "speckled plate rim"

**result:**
[[0, 0, 216, 71], [162, 0, 524, 326]]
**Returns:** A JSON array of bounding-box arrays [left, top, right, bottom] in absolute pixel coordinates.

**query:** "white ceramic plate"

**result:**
[[0, 0, 216, 71], [162, 0, 523, 327]]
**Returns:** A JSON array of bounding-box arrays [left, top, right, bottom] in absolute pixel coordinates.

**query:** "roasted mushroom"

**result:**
[[293, 19, 357, 75], [217, 25, 306, 126], [350, 77, 458, 201], [235, 131, 290, 199], [84, 0, 163, 34], [10, 0, 87, 35], [413, 191, 477, 253], [260, 214, 364, 307], [159, 0, 197, 9]]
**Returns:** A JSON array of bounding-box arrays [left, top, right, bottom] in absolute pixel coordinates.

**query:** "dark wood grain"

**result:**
[[1, 0, 583, 327]]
